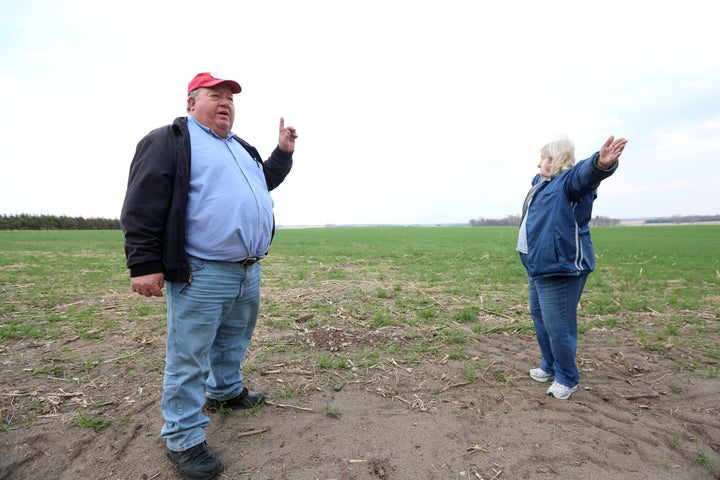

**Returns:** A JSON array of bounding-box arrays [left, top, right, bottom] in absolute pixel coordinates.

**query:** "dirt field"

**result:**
[[1, 295, 719, 480]]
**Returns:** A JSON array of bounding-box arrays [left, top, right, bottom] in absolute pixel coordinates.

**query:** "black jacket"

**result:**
[[120, 116, 293, 282]]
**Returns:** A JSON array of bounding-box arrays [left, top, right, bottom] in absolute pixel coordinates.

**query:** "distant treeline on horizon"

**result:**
[[0, 214, 120, 230], [0, 213, 719, 230], [643, 215, 720, 224], [469, 215, 623, 227]]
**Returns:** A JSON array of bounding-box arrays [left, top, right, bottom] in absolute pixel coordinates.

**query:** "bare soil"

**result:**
[[1, 293, 719, 480]]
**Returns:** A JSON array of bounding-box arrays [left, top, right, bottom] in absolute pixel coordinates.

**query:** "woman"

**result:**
[[517, 135, 627, 400]]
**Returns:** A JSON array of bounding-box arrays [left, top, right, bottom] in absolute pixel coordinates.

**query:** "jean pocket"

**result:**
[[187, 255, 207, 274]]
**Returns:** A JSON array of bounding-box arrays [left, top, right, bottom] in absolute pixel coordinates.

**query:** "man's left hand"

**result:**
[[278, 117, 298, 153]]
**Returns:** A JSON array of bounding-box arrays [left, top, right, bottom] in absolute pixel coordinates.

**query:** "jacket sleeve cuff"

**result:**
[[273, 146, 294, 160], [591, 151, 619, 172], [129, 261, 164, 278]]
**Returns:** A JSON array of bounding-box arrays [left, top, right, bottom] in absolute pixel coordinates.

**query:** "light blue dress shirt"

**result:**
[[184, 116, 274, 261]]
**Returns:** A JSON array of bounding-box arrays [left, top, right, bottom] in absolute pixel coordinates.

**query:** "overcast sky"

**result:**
[[1, 0, 719, 226]]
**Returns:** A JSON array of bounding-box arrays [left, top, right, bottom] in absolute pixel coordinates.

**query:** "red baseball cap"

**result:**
[[187, 72, 242, 95]]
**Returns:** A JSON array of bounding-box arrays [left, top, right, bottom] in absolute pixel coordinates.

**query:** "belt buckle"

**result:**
[[240, 257, 258, 267]]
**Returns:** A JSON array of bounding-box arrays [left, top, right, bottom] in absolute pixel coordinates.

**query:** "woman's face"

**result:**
[[538, 154, 553, 178]]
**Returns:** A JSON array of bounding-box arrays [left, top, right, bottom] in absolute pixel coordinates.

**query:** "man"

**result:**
[[121, 72, 297, 480]]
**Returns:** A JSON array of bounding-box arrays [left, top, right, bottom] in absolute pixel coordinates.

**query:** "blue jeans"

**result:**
[[161, 255, 261, 451], [527, 272, 588, 388]]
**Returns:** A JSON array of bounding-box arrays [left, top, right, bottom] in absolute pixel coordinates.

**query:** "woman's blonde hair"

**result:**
[[540, 136, 575, 178]]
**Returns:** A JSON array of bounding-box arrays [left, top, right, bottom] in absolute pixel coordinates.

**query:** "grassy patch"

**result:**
[[76, 411, 111, 431]]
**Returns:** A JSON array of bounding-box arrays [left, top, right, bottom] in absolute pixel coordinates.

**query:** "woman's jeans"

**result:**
[[160, 256, 261, 451], [527, 271, 588, 388]]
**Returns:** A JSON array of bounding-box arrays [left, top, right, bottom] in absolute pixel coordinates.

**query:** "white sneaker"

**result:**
[[529, 368, 554, 383], [547, 381, 577, 400]]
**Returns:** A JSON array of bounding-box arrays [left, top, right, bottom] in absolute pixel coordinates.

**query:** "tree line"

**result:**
[[0, 214, 120, 230], [469, 215, 620, 227], [645, 215, 720, 224], [470, 214, 720, 227], [2, 213, 717, 230]]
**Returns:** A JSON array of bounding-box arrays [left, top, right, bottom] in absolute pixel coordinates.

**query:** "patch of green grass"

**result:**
[[33, 356, 67, 377], [579, 316, 620, 333], [79, 355, 102, 373], [471, 322, 535, 335], [373, 288, 394, 299], [322, 404, 341, 419], [440, 328, 466, 344], [459, 365, 477, 382], [348, 350, 380, 368], [76, 412, 111, 431], [384, 342, 401, 355], [133, 305, 157, 317], [452, 307, 478, 323], [148, 360, 165, 375], [493, 370, 509, 383], [263, 316, 297, 329], [670, 363, 720, 379], [447, 346, 466, 360], [208, 403, 236, 415], [705, 347, 720, 361], [694, 442, 716, 476], [275, 383, 302, 399], [642, 343, 666, 354], [317, 354, 347, 369], [0, 410, 14, 432], [369, 312, 398, 328], [405, 339, 442, 356], [320, 267, 349, 280]]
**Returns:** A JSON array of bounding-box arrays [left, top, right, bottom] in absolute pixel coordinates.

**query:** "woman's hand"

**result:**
[[597, 136, 628, 169]]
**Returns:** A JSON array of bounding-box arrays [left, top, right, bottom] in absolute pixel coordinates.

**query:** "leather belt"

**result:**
[[236, 257, 259, 267]]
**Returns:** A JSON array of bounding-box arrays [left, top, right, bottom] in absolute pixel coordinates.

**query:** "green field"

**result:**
[[0, 226, 718, 375]]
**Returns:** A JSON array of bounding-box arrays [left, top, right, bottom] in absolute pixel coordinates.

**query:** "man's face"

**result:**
[[188, 85, 235, 138]]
